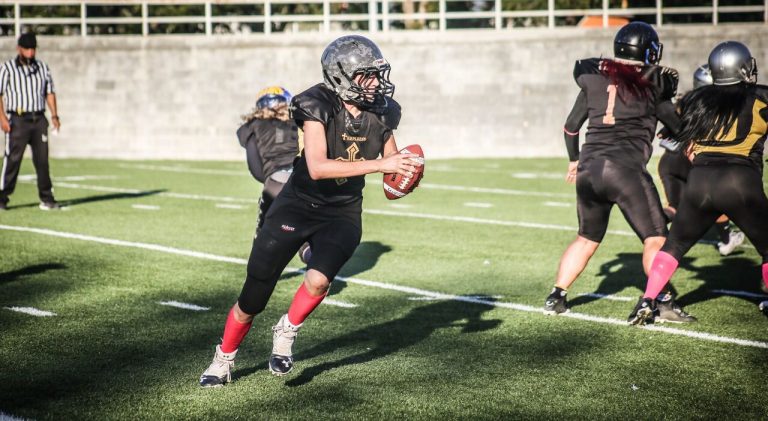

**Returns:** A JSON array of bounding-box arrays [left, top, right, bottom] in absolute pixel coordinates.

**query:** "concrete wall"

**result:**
[[3, 24, 767, 160]]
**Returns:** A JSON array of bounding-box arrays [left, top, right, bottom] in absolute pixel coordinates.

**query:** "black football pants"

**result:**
[[662, 164, 768, 263], [0, 114, 54, 205]]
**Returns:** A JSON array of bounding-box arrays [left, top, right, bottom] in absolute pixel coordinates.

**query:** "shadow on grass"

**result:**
[[567, 252, 688, 310], [0, 263, 67, 285], [6, 189, 166, 210], [278, 297, 502, 387], [569, 251, 764, 313], [675, 256, 764, 308]]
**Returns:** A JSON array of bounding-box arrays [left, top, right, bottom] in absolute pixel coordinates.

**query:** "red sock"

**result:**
[[762, 263, 768, 291], [643, 251, 679, 299], [287, 283, 327, 326], [221, 307, 252, 353]]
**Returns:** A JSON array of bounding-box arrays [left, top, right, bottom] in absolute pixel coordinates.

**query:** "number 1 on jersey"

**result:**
[[603, 84, 617, 125]]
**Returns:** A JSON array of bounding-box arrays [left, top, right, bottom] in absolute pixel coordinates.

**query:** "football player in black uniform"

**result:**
[[236, 86, 312, 263], [629, 41, 768, 324], [657, 65, 745, 256], [199, 35, 422, 386], [543, 22, 695, 322]]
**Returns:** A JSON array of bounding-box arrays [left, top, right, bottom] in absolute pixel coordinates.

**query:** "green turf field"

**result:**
[[1, 157, 766, 420]]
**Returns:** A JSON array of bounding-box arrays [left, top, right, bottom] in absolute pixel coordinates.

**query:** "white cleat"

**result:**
[[269, 314, 301, 376], [199, 345, 237, 387], [718, 231, 745, 256]]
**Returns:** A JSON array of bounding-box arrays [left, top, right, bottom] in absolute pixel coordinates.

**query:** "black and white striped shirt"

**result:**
[[0, 57, 55, 114]]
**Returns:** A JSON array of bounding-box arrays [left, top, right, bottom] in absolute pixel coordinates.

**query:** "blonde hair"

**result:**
[[242, 102, 290, 122]]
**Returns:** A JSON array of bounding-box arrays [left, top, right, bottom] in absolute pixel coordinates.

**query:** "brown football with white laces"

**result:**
[[383, 144, 424, 200]]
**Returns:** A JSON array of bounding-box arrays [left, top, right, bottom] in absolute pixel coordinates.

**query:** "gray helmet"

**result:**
[[321, 35, 395, 109], [692, 64, 713, 89], [708, 41, 757, 86]]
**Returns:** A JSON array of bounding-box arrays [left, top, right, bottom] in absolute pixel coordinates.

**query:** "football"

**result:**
[[383, 144, 425, 200]]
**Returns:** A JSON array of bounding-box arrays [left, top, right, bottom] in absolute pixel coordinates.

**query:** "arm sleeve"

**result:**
[[656, 100, 681, 137], [564, 90, 588, 161]]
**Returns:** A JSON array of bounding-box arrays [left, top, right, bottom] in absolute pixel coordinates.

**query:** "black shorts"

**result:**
[[662, 164, 768, 261], [576, 159, 668, 243], [254, 185, 361, 281]]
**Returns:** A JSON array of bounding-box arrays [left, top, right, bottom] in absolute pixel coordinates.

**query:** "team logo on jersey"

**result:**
[[281, 224, 296, 232], [334, 143, 365, 185]]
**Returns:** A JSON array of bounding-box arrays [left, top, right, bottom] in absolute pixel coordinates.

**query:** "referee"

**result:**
[[0, 33, 60, 211]]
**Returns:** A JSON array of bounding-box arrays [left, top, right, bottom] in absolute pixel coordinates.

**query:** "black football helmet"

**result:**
[[321, 35, 395, 110], [613, 22, 663, 65], [708, 41, 757, 85]]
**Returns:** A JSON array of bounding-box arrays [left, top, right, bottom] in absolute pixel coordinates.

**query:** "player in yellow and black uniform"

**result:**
[[544, 22, 695, 322], [198, 35, 422, 387], [629, 41, 768, 325], [657, 64, 745, 256]]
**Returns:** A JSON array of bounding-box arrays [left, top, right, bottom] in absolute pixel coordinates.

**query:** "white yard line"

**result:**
[[118, 163, 245, 176], [158, 301, 210, 311], [19, 174, 119, 182], [543, 201, 572, 207], [711, 289, 768, 299], [28, 181, 259, 204], [132, 204, 160, 211], [367, 179, 573, 198], [1, 224, 766, 350], [463, 202, 493, 208], [216, 203, 246, 210], [3, 306, 56, 317], [323, 299, 358, 308], [363, 209, 636, 237], [575, 293, 634, 302]]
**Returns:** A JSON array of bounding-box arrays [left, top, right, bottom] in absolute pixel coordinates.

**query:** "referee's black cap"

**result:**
[[18, 33, 37, 49]]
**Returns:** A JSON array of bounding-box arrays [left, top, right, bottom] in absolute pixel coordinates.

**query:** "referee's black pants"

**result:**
[[0, 114, 54, 205]]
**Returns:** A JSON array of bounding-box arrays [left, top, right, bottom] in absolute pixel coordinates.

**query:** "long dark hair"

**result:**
[[677, 83, 752, 145], [600, 59, 653, 101]]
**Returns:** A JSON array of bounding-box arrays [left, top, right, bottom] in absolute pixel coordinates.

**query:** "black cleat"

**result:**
[[543, 287, 569, 315], [656, 297, 697, 323], [628, 297, 655, 326]]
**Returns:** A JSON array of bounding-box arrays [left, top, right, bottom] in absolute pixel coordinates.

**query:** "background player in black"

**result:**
[[543, 22, 694, 322], [199, 35, 422, 386], [629, 41, 768, 324], [236, 85, 313, 263], [657, 64, 745, 256]]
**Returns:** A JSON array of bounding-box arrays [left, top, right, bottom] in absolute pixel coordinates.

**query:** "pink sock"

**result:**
[[643, 251, 679, 299], [762, 263, 768, 291], [287, 283, 327, 326], [221, 307, 252, 353]]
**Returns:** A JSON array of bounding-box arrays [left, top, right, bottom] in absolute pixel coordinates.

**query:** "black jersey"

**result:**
[[237, 118, 299, 182], [692, 85, 768, 171], [564, 58, 680, 169], [289, 83, 401, 206]]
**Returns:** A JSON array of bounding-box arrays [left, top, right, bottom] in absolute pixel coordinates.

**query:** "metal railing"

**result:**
[[0, 0, 766, 36]]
